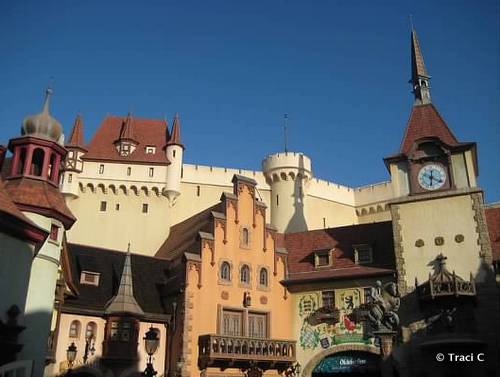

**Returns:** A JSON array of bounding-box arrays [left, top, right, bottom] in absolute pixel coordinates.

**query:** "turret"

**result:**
[[262, 152, 312, 233], [165, 113, 184, 206], [61, 113, 87, 197], [4, 88, 75, 376]]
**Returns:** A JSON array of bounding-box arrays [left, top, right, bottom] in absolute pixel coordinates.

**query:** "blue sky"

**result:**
[[1, 0, 498, 202]]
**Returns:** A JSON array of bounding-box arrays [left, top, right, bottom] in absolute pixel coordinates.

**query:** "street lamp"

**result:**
[[66, 342, 77, 375], [142, 326, 160, 377], [82, 333, 96, 364]]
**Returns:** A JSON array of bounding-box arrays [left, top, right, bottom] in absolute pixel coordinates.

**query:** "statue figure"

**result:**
[[363, 281, 401, 333]]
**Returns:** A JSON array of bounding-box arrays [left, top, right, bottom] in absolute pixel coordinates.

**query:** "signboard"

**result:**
[[312, 351, 380, 374]]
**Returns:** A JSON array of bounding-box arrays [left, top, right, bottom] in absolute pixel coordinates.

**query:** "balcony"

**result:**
[[198, 334, 296, 372]]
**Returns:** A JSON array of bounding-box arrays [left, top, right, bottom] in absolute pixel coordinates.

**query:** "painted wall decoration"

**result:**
[[298, 289, 373, 351]]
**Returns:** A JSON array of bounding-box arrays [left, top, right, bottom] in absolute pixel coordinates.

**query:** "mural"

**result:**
[[298, 290, 373, 350]]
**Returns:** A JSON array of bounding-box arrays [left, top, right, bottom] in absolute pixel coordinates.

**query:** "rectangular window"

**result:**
[[116, 203, 120, 211], [149, 167, 154, 177], [99, 164, 104, 174], [276, 195, 279, 206], [196, 185, 200, 197], [100, 201, 107, 212], [248, 313, 267, 338], [80, 271, 100, 286], [142, 203, 148, 213], [221, 309, 243, 336], [68, 173, 73, 183], [322, 290, 335, 308], [145, 146, 156, 154], [49, 224, 59, 241], [315, 251, 331, 267], [354, 245, 373, 265], [127, 167, 131, 176]]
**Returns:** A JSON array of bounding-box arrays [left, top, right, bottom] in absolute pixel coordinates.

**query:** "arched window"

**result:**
[[69, 320, 81, 338], [48, 153, 57, 181], [259, 268, 268, 287], [240, 265, 250, 284], [220, 262, 231, 281], [85, 322, 97, 340], [241, 227, 250, 247], [17, 148, 26, 175], [31, 148, 45, 176]]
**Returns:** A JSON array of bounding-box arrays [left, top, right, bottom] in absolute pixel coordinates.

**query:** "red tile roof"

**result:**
[[485, 205, 500, 261], [4, 178, 76, 229], [83, 115, 171, 164], [400, 104, 459, 154], [0, 180, 48, 243], [67, 114, 85, 148], [283, 221, 395, 283]]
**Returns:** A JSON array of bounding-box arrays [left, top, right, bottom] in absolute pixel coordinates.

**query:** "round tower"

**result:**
[[262, 152, 312, 233], [165, 113, 184, 206]]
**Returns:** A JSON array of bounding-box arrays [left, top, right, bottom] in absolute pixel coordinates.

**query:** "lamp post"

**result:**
[[66, 342, 77, 375], [82, 328, 96, 364], [142, 326, 160, 377]]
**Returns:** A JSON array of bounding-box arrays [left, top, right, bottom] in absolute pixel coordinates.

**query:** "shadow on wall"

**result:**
[[392, 257, 498, 377], [285, 154, 308, 234]]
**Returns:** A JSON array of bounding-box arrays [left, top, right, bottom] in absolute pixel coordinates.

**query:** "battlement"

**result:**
[[262, 152, 312, 183]]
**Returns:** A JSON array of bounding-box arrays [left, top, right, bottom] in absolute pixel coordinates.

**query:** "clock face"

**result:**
[[418, 164, 446, 190]]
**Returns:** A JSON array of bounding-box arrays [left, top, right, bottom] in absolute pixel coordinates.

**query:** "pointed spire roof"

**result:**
[[410, 27, 432, 105], [66, 113, 86, 149], [118, 112, 137, 142], [411, 28, 429, 80], [105, 244, 144, 316], [167, 113, 184, 148]]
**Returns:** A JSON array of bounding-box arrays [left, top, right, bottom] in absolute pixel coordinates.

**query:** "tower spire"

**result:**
[[67, 113, 85, 148], [167, 112, 183, 148], [105, 244, 144, 316], [410, 27, 431, 105]]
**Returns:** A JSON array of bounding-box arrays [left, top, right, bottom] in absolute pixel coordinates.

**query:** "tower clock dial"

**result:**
[[418, 164, 446, 190]]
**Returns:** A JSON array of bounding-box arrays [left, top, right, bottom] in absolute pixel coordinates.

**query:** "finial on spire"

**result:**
[[127, 242, 131, 253], [283, 113, 288, 153], [409, 14, 414, 30], [410, 26, 432, 105], [42, 86, 53, 114]]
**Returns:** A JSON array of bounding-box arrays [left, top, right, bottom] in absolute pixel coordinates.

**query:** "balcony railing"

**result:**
[[198, 334, 296, 371]]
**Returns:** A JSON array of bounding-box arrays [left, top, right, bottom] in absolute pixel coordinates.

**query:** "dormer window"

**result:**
[[315, 250, 332, 268], [145, 146, 156, 154], [80, 271, 100, 286], [353, 244, 373, 265]]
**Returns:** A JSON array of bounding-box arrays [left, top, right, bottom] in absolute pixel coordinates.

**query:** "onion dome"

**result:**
[[21, 88, 63, 143]]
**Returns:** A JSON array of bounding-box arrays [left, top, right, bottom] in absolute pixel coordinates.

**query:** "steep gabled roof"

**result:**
[[283, 221, 395, 285], [63, 243, 172, 319], [399, 104, 460, 155], [156, 202, 223, 260], [83, 115, 170, 164]]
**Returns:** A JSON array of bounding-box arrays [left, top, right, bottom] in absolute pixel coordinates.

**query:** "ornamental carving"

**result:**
[[350, 281, 401, 334], [415, 253, 476, 301]]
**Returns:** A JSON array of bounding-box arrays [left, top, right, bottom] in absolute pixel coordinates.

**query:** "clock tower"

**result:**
[[384, 27, 494, 294]]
